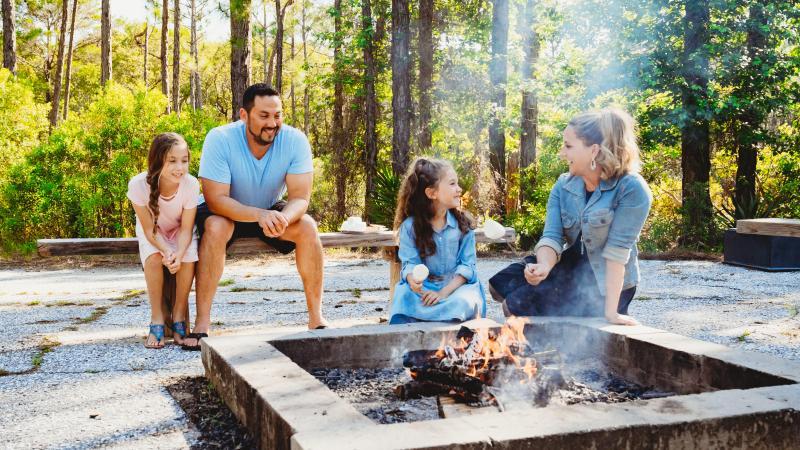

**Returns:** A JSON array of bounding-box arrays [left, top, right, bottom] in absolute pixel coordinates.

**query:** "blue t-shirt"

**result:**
[[198, 121, 313, 209]]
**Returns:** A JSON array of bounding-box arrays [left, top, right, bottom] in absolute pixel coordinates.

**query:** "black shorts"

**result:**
[[195, 201, 296, 254]]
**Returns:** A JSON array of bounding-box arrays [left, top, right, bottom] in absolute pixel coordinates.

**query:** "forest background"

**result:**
[[0, 0, 799, 255]]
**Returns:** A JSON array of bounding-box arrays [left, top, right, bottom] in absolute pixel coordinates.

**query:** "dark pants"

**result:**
[[489, 244, 635, 317], [195, 201, 296, 254]]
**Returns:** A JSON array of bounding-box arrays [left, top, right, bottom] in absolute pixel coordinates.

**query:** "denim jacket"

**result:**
[[397, 212, 478, 288], [534, 172, 652, 294]]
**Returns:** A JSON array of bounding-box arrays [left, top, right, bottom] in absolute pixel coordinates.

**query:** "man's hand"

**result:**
[[258, 210, 289, 237], [524, 263, 551, 286], [421, 290, 444, 306]]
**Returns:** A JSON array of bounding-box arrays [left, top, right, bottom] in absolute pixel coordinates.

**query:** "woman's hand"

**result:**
[[524, 263, 551, 286], [421, 290, 443, 306], [406, 274, 423, 294], [605, 312, 639, 326], [167, 254, 182, 274]]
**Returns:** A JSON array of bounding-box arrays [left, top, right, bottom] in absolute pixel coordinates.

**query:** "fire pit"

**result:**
[[201, 318, 800, 449]]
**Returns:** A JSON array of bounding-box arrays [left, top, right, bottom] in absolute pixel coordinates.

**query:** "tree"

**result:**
[[161, 0, 170, 111], [362, 0, 379, 221], [172, 0, 180, 114], [2, 0, 16, 74], [331, 0, 346, 219], [680, 0, 712, 244], [488, 0, 509, 217], [302, 0, 309, 134], [518, 0, 538, 187], [100, 0, 112, 86], [417, 0, 433, 152], [49, 0, 68, 128], [391, 0, 411, 177], [230, 0, 252, 120], [274, 0, 293, 92], [62, 0, 78, 120], [189, 0, 203, 110]]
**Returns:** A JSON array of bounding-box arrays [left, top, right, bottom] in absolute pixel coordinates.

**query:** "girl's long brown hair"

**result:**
[[146, 132, 188, 236], [393, 158, 473, 258]]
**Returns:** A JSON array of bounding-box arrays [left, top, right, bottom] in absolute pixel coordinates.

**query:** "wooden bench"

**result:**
[[38, 228, 514, 334], [38, 227, 516, 298], [723, 218, 800, 271]]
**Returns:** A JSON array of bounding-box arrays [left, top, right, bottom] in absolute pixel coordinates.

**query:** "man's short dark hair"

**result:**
[[242, 83, 280, 112]]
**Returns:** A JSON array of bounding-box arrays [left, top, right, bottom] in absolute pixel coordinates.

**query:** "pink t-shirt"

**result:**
[[126, 172, 200, 241]]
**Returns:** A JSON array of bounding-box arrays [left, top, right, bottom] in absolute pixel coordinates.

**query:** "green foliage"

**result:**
[[368, 165, 402, 228], [0, 84, 222, 253], [0, 70, 49, 177]]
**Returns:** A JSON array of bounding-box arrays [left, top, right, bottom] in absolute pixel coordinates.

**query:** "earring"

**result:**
[[590, 159, 597, 171]]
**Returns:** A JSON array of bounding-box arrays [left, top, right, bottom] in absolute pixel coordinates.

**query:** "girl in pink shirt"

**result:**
[[127, 132, 199, 348]]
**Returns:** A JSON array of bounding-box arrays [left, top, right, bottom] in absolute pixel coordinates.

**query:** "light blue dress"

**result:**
[[389, 212, 487, 323]]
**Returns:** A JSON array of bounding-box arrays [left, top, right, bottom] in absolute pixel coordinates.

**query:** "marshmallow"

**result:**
[[412, 264, 429, 282]]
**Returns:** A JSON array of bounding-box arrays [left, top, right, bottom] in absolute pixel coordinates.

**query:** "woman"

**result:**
[[489, 108, 652, 325]]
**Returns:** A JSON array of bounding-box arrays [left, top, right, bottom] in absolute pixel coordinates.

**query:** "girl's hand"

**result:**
[[605, 312, 639, 326], [162, 251, 176, 268], [524, 263, 551, 286], [421, 290, 443, 306], [407, 274, 423, 294], [167, 256, 181, 274]]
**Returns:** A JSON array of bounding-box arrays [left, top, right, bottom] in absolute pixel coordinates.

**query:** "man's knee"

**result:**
[[287, 214, 319, 240], [202, 216, 234, 244]]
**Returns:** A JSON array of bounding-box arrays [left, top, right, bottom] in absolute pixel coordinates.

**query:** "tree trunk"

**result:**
[[363, 0, 379, 222], [48, 0, 68, 129], [262, 0, 269, 83], [2, 0, 16, 74], [190, 0, 200, 110], [680, 0, 712, 245], [172, 0, 180, 114], [488, 0, 509, 217], [274, 0, 292, 92], [267, 36, 276, 85], [518, 0, 538, 206], [100, 0, 112, 86], [733, 1, 768, 220], [161, 0, 170, 111], [62, 0, 78, 120], [290, 30, 295, 121], [143, 22, 148, 86], [302, 0, 309, 135], [230, 0, 252, 121], [417, 0, 433, 152], [332, 0, 346, 220], [391, 0, 411, 177]]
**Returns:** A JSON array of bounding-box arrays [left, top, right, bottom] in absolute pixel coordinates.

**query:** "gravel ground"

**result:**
[[0, 252, 798, 449]]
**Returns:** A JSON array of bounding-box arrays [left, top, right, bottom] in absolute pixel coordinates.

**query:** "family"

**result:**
[[128, 83, 652, 350]]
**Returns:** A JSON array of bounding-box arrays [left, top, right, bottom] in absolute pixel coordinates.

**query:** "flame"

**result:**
[[429, 316, 535, 383]]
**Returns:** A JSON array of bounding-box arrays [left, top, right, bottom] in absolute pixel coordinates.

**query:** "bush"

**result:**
[[0, 84, 223, 253]]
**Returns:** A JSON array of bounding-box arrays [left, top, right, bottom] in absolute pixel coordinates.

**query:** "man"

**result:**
[[181, 84, 328, 350]]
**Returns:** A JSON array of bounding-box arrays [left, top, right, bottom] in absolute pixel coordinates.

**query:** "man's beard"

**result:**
[[248, 121, 279, 146]]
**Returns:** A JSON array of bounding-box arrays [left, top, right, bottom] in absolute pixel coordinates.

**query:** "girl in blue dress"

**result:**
[[389, 158, 487, 324]]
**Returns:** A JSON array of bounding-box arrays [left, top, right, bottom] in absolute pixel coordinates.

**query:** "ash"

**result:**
[[313, 358, 673, 423], [310, 368, 440, 423]]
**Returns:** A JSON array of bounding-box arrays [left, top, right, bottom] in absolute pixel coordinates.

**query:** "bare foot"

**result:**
[[308, 318, 330, 330]]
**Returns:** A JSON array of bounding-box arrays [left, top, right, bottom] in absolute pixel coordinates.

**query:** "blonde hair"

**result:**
[[568, 107, 641, 179]]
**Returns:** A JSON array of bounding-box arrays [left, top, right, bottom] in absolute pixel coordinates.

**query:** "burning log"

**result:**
[[396, 319, 560, 407]]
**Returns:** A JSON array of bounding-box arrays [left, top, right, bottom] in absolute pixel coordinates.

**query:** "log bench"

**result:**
[[37, 228, 516, 327], [723, 218, 800, 271]]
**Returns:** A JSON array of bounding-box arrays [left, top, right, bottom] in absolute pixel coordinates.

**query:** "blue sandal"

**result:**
[[145, 324, 166, 349], [171, 321, 188, 342]]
